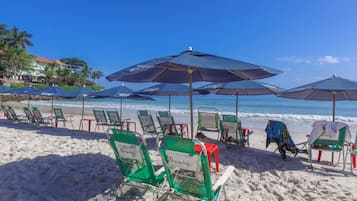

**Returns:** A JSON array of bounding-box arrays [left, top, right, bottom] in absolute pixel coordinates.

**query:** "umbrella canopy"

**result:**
[[278, 75, 357, 121], [0, 85, 11, 93], [107, 48, 282, 137], [9, 86, 40, 95], [91, 86, 154, 120], [196, 80, 282, 117], [137, 83, 204, 112], [56, 87, 95, 120]]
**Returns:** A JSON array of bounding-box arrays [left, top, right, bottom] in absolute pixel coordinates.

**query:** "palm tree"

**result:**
[[44, 62, 57, 85], [3, 47, 32, 80], [90, 70, 104, 84], [7, 26, 33, 49], [0, 24, 9, 47]]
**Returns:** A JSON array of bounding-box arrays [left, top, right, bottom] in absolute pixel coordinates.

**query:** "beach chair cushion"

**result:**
[[157, 111, 183, 136], [109, 129, 165, 186], [198, 112, 219, 129]]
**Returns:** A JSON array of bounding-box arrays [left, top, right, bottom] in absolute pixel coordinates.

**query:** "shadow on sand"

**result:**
[[0, 153, 121, 201]]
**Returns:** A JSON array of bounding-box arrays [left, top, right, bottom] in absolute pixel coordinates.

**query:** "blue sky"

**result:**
[[2, 0, 357, 90]]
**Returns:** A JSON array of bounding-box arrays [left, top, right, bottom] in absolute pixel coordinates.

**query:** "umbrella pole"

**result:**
[[236, 93, 238, 118], [169, 95, 171, 113], [51, 96, 54, 118], [332, 92, 336, 122], [28, 95, 30, 108], [81, 97, 84, 120], [120, 98, 123, 122], [189, 70, 194, 139]]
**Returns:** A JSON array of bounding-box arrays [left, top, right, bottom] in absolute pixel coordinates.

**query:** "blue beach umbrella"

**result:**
[[0, 85, 10, 93], [278, 75, 357, 121], [137, 83, 204, 112], [196, 80, 282, 118], [56, 87, 95, 120], [106, 47, 282, 137], [9, 86, 41, 108], [38, 85, 64, 117], [91, 85, 154, 120]]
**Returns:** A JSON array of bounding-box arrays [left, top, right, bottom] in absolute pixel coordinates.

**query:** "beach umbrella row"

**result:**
[[196, 80, 282, 118], [137, 83, 206, 112], [279, 75, 357, 122], [107, 48, 282, 138]]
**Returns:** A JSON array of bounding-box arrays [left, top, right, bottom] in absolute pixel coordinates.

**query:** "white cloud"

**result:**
[[276, 56, 312, 64], [318, 56, 339, 64], [277, 55, 357, 65]]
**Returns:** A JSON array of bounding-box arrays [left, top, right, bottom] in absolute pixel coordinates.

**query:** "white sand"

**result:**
[[1, 104, 357, 201]]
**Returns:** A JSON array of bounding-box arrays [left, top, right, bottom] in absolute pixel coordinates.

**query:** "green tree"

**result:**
[[44, 62, 57, 85], [90, 70, 104, 84], [6, 26, 33, 49], [0, 24, 9, 47], [2, 47, 32, 80]]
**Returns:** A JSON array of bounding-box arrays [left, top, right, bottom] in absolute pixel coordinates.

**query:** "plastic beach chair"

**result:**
[[106, 109, 122, 129], [265, 120, 307, 160], [93, 108, 110, 132], [159, 136, 234, 201], [197, 107, 220, 140], [32, 107, 52, 126], [23, 107, 36, 124], [53, 107, 74, 129], [108, 129, 165, 187], [309, 121, 348, 171], [137, 110, 161, 143], [156, 111, 187, 138], [220, 114, 253, 146], [6, 106, 25, 122]]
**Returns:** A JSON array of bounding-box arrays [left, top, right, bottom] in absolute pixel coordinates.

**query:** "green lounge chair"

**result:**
[[159, 136, 234, 201], [23, 107, 36, 124], [93, 108, 110, 132], [137, 110, 161, 143], [108, 129, 165, 187], [197, 107, 220, 140], [53, 107, 74, 129], [6, 106, 25, 121], [220, 114, 253, 146], [309, 125, 348, 171], [106, 109, 122, 129], [156, 111, 187, 138], [32, 107, 52, 126]]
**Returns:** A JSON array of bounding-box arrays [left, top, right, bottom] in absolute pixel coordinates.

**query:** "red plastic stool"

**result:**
[[194, 142, 219, 172]]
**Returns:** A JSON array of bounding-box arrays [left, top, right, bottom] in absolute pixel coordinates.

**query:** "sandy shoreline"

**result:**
[[1, 102, 357, 200]]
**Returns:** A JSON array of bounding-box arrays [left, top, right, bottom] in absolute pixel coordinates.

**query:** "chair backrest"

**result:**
[[106, 110, 121, 126], [32, 107, 43, 123], [137, 110, 158, 135], [23, 107, 35, 123], [159, 136, 216, 200], [3, 106, 13, 120], [109, 129, 164, 186], [265, 120, 296, 148], [156, 111, 178, 135], [197, 108, 219, 130], [220, 114, 243, 141], [93, 109, 108, 124], [314, 127, 347, 147], [53, 107, 65, 120]]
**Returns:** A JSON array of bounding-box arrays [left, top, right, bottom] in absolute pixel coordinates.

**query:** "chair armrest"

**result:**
[[212, 165, 235, 192], [155, 167, 165, 177]]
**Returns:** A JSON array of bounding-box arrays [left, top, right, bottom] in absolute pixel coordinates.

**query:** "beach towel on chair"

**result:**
[[265, 120, 298, 159]]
